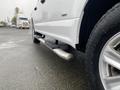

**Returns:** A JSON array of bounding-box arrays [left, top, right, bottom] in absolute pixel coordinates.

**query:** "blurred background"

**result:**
[[0, 0, 37, 28]]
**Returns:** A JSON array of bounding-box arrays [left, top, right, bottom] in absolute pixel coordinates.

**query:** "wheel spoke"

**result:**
[[104, 76, 120, 90], [103, 46, 120, 70]]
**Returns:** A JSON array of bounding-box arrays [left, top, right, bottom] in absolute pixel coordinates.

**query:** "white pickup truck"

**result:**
[[16, 16, 30, 29], [31, 0, 120, 90]]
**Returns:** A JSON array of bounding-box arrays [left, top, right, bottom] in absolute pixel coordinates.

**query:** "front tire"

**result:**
[[33, 36, 40, 44], [85, 3, 120, 90]]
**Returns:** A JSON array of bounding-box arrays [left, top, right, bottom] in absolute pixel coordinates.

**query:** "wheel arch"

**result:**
[[77, 0, 120, 52]]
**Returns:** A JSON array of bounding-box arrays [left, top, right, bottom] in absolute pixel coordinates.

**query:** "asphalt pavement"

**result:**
[[0, 27, 89, 90]]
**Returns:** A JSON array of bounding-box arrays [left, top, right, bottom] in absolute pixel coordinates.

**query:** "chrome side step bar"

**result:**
[[37, 37, 73, 60], [53, 49, 73, 60], [39, 38, 45, 43]]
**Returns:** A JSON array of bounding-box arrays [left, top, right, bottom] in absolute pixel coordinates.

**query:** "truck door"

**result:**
[[32, 0, 87, 48]]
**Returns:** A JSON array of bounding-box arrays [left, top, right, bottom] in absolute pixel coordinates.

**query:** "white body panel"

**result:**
[[32, 0, 88, 48]]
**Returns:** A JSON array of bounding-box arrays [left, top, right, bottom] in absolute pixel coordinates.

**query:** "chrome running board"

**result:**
[[37, 37, 73, 60]]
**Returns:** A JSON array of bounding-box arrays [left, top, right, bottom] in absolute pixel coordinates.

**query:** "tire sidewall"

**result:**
[[85, 3, 120, 90], [85, 30, 120, 90]]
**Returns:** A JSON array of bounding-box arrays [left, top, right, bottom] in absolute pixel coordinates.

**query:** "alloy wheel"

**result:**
[[99, 32, 120, 90]]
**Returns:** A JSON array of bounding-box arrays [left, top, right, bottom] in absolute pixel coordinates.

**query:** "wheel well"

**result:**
[[77, 0, 120, 52]]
